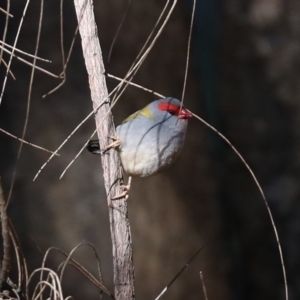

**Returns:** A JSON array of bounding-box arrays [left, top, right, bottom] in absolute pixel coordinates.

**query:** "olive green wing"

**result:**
[[121, 105, 155, 124], [122, 110, 141, 124]]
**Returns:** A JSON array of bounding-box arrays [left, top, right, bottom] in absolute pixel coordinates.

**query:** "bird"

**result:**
[[87, 97, 192, 199]]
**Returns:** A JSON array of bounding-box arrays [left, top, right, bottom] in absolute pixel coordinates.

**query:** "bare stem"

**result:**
[[0, 178, 10, 289], [72, 1, 135, 299]]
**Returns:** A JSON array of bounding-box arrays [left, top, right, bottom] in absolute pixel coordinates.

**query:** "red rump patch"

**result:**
[[158, 102, 181, 115]]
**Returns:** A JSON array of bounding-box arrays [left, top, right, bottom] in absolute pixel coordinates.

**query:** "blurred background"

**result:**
[[0, 0, 299, 299]]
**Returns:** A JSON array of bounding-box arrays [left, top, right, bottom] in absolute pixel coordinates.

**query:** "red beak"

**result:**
[[179, 108, 193, 119]]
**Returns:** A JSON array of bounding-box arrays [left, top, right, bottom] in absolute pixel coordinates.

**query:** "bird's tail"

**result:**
[[87, 140, 101, 155]]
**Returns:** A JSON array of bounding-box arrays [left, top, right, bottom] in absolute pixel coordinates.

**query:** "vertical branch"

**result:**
[[0, 178, 10, 289], [72, 1, 135, 300]]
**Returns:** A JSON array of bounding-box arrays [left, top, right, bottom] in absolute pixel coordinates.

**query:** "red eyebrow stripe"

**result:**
[[158, 102, 180, 115]]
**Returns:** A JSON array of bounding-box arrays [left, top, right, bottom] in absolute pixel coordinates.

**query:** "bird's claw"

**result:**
[[111, 185, 130, 201], [111, 177, 132, 201], [103, 136, 121, 153]]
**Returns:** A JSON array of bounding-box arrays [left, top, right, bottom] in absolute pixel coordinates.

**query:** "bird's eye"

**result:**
[[168, 109, 175, 115]]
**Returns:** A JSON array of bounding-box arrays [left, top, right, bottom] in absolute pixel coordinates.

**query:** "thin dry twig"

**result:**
[[0, 128, 60, 156], [118, 0, 171, 87], [0, 1, 11, 68], [0, 45, 58, 78], [110, 0, 171, 104], [0, 40, 51, 62], [7, 0, 44, 206], [191, 111, 288, 300], [59, 0, 66, 75], [11, 288, 21, 300], [0, 57, 16, 79], [44, 0, 94, 98], [59, 127, 97, 179], [107, 73, 163, 98], [33, 97, 109, 181], [108, 0, 132, 63], [40, 245, 114, 299], [42, 0, 67, 98], [0, 0, 31, 105], [8, 219, 28, 291], [0, 6, 13, 17], [154, 240, 210, 300], [180, 0, 196, 110], [134, 0, 171, 62], [59, 243, 112, 299], [111, 0, 177, 106], [27, 268, 64, 300], [199, 271, 208, 300]]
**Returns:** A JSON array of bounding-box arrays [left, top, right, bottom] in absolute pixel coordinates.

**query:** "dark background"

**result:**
[[1, 1, 299, 299]]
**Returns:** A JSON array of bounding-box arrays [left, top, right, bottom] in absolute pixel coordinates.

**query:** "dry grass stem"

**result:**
[[40, 244, 114, 299], [111, 0, 177, 106], [0, 6, 13, 17], [154, 243, 208, 300], [0, 40, 51, 62], [108, 0, 132, 63], [0, 0, 31, 105], [28, 268, 64, 300], [0, 1, 10, 68], [42, 0, 67, 98], [9, 218, 29, 291], [0, 128, 60, 156], [180, 0, 196, 111], [0, 42, 58, 78], [0, 57, 16, 79], [107, 73, 163, 98], [199, 271, 208, 300], [191, 112, 288, 300], [33, 97, 109, 181], [6, 0, 45, 207]]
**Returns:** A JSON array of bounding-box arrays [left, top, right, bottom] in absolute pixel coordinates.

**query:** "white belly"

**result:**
[[116, 116, 187, 177], [119, 144, 181, 177]]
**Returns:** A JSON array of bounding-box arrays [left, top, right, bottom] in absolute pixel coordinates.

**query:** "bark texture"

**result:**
[[73, 1, 135, 299], [0, 179, 10, 289]]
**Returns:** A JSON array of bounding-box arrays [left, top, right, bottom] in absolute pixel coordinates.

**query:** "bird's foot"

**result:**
[[111, 177, 132, 200], [103, 136, 121, 153], [111, 185, 130, 200]]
